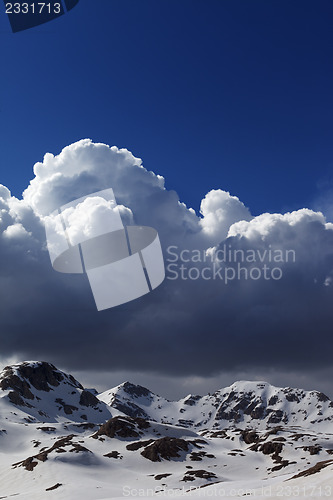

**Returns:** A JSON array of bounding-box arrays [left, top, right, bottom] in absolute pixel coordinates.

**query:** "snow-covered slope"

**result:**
[[1, 362, 333, 500], [0, 361, 112, 424], [99, 380, 333, 431]]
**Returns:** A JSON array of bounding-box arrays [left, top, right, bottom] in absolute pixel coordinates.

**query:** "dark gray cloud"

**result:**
[[70, 366, 333, 402], [1, 139, 333, 397]]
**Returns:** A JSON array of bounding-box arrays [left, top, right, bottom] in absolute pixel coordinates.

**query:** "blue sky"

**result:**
[[0, 0, 332, 216]]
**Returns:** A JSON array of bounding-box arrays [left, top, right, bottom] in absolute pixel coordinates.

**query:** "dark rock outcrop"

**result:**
[[46, 483, 62, 491], [303, 445, 322, 455], [55, 398, 78, 415], [111, 399, 151, 420], [12, 434, 91, 471], [289, 459, 333, 479], [79, 390, 100, 407], [240, 429, 260, 445], [126, 439, 154, 451], [0, 362, 84, 409], [182, 469, 217, 481], [122, 382, 152, 399], [104, 451, 122, 459], [141, 437, 189, 462], [92, 416, 150, 440]]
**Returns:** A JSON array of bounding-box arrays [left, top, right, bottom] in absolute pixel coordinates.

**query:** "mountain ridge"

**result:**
[[2, 361, 333, 431], [98, 377, 333, 432], [1, 361, 333, 499]]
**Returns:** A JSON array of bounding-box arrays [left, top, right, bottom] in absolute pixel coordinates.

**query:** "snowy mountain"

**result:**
[[1, 361, 333, 500], [99, 379, 333, 431], [0, 361, 111, 423]]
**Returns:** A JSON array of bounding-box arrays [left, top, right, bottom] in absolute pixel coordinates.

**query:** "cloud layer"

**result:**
[[1, 139, 333, 394]]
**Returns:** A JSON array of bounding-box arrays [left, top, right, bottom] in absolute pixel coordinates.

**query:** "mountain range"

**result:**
[[0, 361, 333, 499]]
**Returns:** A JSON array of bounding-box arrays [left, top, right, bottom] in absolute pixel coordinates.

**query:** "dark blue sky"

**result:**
[[0, 0, 332, 216]]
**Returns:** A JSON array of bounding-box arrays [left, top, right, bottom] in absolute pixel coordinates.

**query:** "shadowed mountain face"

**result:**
[[0, 361, 111, 424], [1, 361, 333, 499]]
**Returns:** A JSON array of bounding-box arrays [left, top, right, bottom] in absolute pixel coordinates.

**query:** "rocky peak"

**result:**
[[0, 361, 83, 394], [0, 361, 111, 424], [121, 382, 153, 399], [100, 379, 333, 431]]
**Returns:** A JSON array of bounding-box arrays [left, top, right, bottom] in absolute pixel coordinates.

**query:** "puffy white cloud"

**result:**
[[199, 189, 252, 243], [23, 140, 164, 217], [221, 209, 333, 286], [227, 209, 327, 240], [23, 140, 204, 252], [59, 197, 134, 245], [0, 185, 11, 201], [22, 140, 253, 250], [3, 223, 31, 240], [0, 187, 42, 248]]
